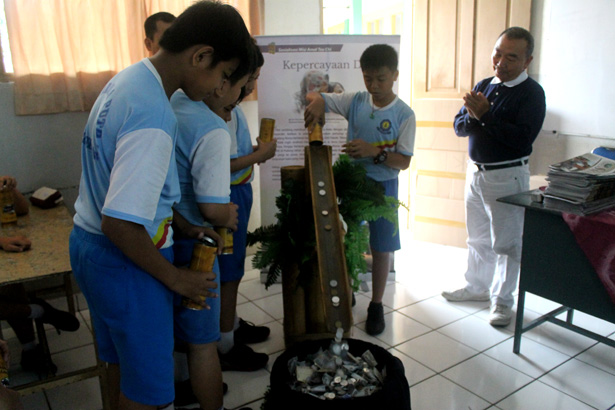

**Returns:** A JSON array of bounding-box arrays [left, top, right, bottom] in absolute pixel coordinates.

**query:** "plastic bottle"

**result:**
[[0, 354, 9, 386], [0, 187, 17, 225], [181, 235, 218, 310]]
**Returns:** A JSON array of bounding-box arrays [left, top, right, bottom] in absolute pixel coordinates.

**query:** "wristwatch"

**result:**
[[373, 150, 388, 164]]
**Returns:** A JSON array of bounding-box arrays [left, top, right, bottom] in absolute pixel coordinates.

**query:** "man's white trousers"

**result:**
[[463, 161, 530, 308]]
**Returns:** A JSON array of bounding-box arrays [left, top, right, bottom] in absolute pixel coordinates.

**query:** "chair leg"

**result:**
[[34, 318, 55, 378], [63, 273, 76, 315]]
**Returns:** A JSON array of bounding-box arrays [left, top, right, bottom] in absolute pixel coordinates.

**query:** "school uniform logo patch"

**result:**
[[377, 119, 392, 134]]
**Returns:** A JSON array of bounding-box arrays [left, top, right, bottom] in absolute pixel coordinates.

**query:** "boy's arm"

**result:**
[[0, 236, 31, 252], [197, 202, 239, 231], [171, 209, 224, 254], [0, 176, 29, 216], [230, 137, 277, 172], [304, 91, 326, 128], [381, 152, 411, 170], [12, 189, 29, 216], [343, 140, 411, 170], [101, 215, 217, 306]]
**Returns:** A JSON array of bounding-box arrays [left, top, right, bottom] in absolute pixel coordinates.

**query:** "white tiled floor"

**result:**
[[5, 240, 615, 409]]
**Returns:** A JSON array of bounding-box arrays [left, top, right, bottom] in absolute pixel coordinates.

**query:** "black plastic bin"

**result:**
[[264, 338, 411, 410]]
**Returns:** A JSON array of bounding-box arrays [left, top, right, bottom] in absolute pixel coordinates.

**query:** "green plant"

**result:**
[[247, 154, 403, 291]]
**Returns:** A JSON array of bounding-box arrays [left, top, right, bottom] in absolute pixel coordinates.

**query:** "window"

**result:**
[[2, 0, 261, 115], [322, 0, 404, 35], [0, 0, 13, 78]]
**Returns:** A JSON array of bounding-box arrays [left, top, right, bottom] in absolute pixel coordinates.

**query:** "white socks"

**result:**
[[218, 331, 234, 354], [28, 303, 44, 319], [233, 314, 240, 331], [218, 313, 240, 354]]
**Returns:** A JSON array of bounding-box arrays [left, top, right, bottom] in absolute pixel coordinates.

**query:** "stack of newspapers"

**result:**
[[544, 152, 615, 215]]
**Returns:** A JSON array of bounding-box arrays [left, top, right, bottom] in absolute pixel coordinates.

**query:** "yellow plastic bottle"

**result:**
[[0, 188, 17, 225]]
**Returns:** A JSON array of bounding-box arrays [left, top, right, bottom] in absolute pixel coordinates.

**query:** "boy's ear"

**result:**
[[144, 38, 153, 52], [393, 70, 400, 81], [192, 46, 215, 67]]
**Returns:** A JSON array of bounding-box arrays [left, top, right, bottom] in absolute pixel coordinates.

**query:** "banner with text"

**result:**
[[255, 35, 400, 226]]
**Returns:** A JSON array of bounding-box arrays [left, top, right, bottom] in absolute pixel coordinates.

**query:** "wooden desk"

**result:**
[[499, 191, 615, 354], [0, 206, 109, 408]]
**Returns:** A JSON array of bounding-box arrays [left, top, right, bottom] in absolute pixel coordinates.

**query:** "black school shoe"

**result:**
[[31, 298, 80, 333], [174, 379, 228, 406], [219, 343, 268, 372], [365, 302, 385, 336], [21, 344, 58, 376], [234, 318, 270, 345]]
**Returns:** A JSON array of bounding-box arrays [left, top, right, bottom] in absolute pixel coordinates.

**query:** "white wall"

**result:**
[[0, 82, 87, 211], [529, 0, 615, 176]]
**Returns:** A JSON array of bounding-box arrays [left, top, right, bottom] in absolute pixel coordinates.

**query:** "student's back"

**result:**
[[69, 2, 255, 408]]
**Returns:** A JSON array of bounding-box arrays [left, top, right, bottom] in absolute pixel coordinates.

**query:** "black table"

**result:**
[[498, 191, 615, 353]]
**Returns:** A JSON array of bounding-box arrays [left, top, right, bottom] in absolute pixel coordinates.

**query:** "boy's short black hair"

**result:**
[[158, 1, 252, 68], [228, 40, 259, 86], [360, 44, 398, 72], [144, 12, 176, 40], [234, 41, 263, 104]]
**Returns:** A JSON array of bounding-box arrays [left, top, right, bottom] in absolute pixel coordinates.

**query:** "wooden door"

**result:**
[[409, 0, 531, 247]]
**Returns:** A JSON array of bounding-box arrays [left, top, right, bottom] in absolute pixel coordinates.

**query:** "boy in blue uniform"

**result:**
[[218, 46, 277, 371], [68, 2, 254, 409], [304, 44, 416, 336], [171, 42, 258, 410]]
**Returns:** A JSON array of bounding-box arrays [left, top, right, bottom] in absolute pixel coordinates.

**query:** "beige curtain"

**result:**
[[5, 0, 262, 116]]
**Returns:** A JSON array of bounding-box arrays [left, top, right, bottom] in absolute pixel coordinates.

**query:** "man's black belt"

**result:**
[[474, 158, 528, 171]]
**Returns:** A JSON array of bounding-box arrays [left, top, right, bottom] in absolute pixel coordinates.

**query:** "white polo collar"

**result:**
[[491, 71, 528, 88]]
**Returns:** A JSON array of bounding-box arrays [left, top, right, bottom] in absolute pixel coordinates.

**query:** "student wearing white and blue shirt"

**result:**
[[304, 44, 416, 336], [171, 41, 259, 410], [68, 2, 254, 408], [218, 55, 277, 372]]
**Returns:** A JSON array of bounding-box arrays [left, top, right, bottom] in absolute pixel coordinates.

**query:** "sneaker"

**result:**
[[175, 379, 228, 406], [441, 288, 490, 302], [351, 293, 356, 307], [489, 304, 512, 326], [21, 344, 57, 375], [365, 302, 385, 336], [234, 318, 270, 345], [31, 298, 80, 333], [219, 343, 268, 372]]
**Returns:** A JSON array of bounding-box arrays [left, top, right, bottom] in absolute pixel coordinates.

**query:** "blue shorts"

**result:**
[[172, 238, 221, 344], [368, 178, 401, 253], [69, 226, 175, 406], [218, 183, 253, 283]]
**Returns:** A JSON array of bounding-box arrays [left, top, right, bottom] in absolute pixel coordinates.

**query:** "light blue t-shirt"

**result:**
[[229, 106, 254, 185], [73, 58, 180, 249], [323, 91, 416, 181], [172, 90, 231, 227]]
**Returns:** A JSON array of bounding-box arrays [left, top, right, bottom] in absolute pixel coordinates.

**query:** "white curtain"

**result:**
[[4, 0, 262, 115]]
